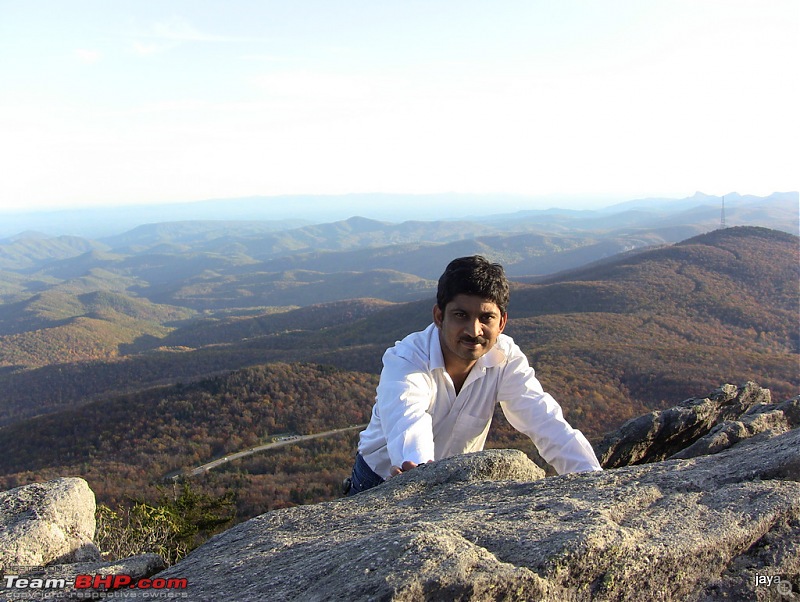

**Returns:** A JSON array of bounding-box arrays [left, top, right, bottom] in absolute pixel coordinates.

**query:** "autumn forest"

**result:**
[[0, 195, 797, 557]]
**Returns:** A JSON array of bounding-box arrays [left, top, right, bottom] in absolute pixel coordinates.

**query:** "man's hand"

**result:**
[[389, 460, 432, 477]]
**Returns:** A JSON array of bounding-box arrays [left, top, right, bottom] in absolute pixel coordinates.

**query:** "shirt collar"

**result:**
[[429, 324, 446, 371]]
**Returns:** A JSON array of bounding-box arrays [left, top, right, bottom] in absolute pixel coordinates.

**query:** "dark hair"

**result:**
[[436, 255, 509, 314]]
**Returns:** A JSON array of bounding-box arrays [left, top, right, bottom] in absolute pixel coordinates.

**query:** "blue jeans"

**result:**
[[347, 453, 385, 496]]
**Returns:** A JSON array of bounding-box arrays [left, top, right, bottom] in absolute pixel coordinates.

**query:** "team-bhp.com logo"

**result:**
[[2, 569, 188, 599]]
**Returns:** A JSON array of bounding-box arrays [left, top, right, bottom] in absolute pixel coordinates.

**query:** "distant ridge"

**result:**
[[677, 223, 798, 246], [1, 191, 795, 238], [602, 190, 797, 212], [0, 226, 795, 432]]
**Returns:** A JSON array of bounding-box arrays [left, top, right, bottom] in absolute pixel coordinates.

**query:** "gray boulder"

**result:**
[[0, 477, 167, 601], [0, 477, 99, 568], [595, 381, 773, 468], [129, 430, 799, 601], [673, 394, 799, 459]]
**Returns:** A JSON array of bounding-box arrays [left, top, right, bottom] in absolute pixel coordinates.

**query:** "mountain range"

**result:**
[[0, 192, 797, 525], [0, 190, 796, 239]]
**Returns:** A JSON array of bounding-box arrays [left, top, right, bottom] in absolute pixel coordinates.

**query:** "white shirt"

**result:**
[[358, 323, 602, 479]]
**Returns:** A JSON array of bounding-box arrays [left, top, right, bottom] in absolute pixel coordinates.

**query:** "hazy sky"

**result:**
[[1, 0, 797, 212]]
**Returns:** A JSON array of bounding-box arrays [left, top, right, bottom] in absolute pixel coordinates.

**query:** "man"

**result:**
[[346, 255, 601, 495]]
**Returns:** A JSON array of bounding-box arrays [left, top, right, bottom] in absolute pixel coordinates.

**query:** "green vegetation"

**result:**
[[95, 482, 235, 565]]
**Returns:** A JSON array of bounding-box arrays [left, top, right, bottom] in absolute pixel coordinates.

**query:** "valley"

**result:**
[[0, 192, 797, 552]]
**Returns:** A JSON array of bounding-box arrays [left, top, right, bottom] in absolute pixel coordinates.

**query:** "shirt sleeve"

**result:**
[[497, 346, 602, 474], [375, 350, 436, 467]]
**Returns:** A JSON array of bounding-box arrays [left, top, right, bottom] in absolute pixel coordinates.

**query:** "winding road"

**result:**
[[173, 424, 367, 479]]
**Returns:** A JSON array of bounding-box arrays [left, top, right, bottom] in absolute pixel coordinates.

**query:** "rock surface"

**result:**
[[0, 478, 167, 601], [2, 385, 797, 601], [595, 381, 774, 468], [0, 477, 99, 567], [129, 427, 799, 601], [673, 394, 799, 460]]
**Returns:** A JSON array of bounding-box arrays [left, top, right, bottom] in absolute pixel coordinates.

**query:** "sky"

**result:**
[[0, 0, 797, 214]]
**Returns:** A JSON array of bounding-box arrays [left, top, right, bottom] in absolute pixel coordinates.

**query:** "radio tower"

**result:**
[[720, 196, 726, 229]]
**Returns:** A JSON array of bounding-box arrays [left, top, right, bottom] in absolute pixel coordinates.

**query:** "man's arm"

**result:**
[[497, 348, 601, 474], [375, 351, 436, 469]]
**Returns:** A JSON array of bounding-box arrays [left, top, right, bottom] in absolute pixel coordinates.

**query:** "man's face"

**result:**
[[433, 294, 507, 372]]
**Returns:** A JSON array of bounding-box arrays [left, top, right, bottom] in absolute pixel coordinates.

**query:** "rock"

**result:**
[[0, 476, 167, 600], [0, 477, 99, 568], [672, 395, 799, 460], [377, 447, 547, 493], [127, 429, 800, 601], [596, 382, 772, 468]]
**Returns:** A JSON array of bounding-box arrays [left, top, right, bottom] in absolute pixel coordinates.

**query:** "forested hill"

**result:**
[[0, 226, 796, 429], [0, 363, 379, 517], [538, 226, 797, 293], [0, 226, 796, 533], [499, 227, 798, 429], [514, 226, 798, 326]]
